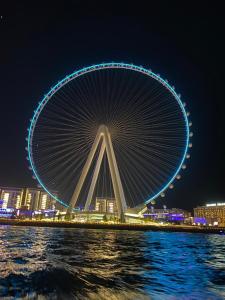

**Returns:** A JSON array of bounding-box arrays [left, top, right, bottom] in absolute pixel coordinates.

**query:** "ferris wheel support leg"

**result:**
[[104, 126, 127, 222], [84, 140, 106, 211], [67, 129, 102, 214], [68, 124, 127, 223]]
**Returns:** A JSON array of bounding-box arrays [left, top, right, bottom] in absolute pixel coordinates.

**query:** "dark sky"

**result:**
[[1, 1, 225, 210]]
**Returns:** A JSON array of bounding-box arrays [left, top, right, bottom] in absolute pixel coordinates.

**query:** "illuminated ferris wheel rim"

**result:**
[[27, 62, 190, 208]]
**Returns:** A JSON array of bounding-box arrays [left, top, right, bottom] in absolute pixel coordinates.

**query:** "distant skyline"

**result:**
[[1, 2, 225, 210]]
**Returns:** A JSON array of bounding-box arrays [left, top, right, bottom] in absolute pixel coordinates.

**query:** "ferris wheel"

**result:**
[[27, 63, 192, 216]]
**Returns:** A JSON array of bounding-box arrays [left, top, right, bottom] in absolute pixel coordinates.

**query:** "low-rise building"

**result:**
[[143, 207, 191, 223], [194, 203, 225, 226], [95, 197, 117, 213]]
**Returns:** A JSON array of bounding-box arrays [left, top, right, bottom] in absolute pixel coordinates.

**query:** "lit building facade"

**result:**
[[95, 197, 117, 213], [22, 188, 58, 211], [194, 203, 225, 226], [144, 207, 191, 223], [0, 187, 23, 209], [0, 186, 60, 211]]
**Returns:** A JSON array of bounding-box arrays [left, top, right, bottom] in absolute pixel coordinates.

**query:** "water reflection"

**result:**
[[0, 226, 225, 299]]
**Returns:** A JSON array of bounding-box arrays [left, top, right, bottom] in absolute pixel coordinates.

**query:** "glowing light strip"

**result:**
[[27, 62, 190, 208]]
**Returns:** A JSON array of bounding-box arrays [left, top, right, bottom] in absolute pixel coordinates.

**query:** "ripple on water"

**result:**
[[0, 226, 225, 299]]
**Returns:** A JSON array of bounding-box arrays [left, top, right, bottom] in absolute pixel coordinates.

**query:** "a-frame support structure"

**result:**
[[67, 125, 127, 221]]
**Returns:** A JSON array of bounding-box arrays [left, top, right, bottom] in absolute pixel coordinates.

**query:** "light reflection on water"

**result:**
[[0, 226, 225, 299]]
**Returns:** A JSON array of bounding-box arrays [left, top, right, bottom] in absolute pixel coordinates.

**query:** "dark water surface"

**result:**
[[0, 226, 225, 299]]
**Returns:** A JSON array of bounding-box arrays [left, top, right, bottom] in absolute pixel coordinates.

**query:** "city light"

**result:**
[[206, 203, 225, 207]]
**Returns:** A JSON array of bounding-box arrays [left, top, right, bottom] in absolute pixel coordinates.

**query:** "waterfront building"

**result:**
[[95, 197, 117, 213], [194, 203, 225, 226], [0, 186, 60, 211], [22, 188, 58, 211], [0, 187, 24, 209], [143, 207, 191, 223]]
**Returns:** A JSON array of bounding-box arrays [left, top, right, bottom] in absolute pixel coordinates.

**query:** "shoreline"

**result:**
[[0, 219, 225, 234]]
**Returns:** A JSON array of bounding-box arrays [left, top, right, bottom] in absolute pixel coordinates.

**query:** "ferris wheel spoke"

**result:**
[[120, 145, 170, 185], [118, 140, 176, 183], [118, 154, 159, 205], [35, 143, 90, 170], [122, 142, 181, 172], [118, 153, 149, 203], [50, 88, 96, 124], [116, 142, 164, 190], [37, 154, 87, 193], [57, 78, 95, 114]]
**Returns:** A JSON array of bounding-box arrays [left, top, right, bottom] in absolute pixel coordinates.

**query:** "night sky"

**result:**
[[1, 2, 224, 210]]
